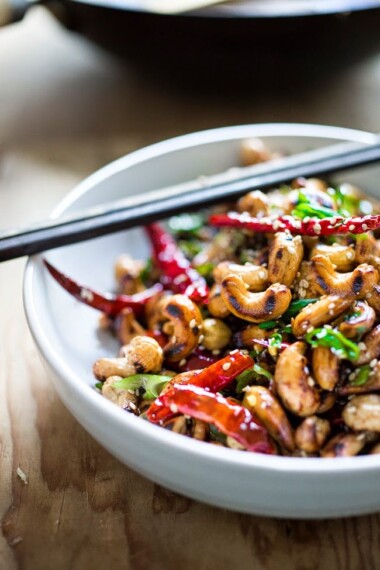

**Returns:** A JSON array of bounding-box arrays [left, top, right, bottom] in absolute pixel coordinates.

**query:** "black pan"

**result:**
[[3, 1, 380, 88]]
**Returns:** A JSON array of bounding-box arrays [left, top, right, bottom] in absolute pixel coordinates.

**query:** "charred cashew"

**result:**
[[312, 255, 378, 298], [274, 342, 321, 417], [317, 392, 337, 414], [267, 232, 304, 287], [292, 294, 354, 337], [294, 416, 330, 453], [162, 294, 203, 362], [208, 284, 230, 318], [114, 254, 144, 295], [339, 301, 376, 340], [237, 190, 269, 217], [339, 362, 380, 396], [94, 336, 163, 380], [355, 233, 380, 268], [370, 442, 380, 454], [321, 432, 376, 458], [145, 293, 169, 331], [116, 308, 147, 345], [241, 138, 277, 166], [310, 243, 355, 272], [343, 394, 380, 432], [101, 375, 139, 412], [221, 275, 291, 323], [357, 325, 380, 365], [312, 346, 340, 391], [233, 324, 271, 349], [213, 261, 268, 292], [202, 318, 232, 351], [243, 386, 295, 451]]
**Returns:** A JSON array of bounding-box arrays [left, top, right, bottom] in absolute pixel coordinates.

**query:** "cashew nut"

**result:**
[[312, 346, 340, 391], [221, 275, 291, 323], [213, 261, 268, 292], [114, 254, 144, 295], [208, 284, 230, 318], [162, 294, 203, 362], [233, 324, 270, 349], [116, 307, 147, 346], [241, 137, 277, 166], [274, 342, 321, 417], [145, 292, 170, 331], [294, 416, 331, 453], [343, 394, 380, 432], [267, 232, 304, 287], [312, 255, 379, 298], [292, 294, 354, 337], [101, 375, 139, 412], [93, 336, 163, 380], [355, 233, 380, 268], [310, 243, 355, 272], [339, 362, 380, 396], [366, 284, 380, 315], [202, 318, 232, 351], [237, 190, 269, 217], [356, 325, 380, 365], [339, 301, 376, 340], [292, 261, 320, 299], [370, 442, 380, 454], [321, 432, 376, 458], [243, 386, 295, 451]]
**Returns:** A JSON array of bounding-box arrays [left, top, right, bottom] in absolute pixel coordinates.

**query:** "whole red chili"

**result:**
[[209, 212, 380, 237], [147, 351, 254, 423], [145, 223, 209, 303], [149, 383, 275, 454], [44, 259, 162, 318]]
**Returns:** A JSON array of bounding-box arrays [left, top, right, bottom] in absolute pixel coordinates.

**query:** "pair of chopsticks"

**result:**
[[0, 137, 380, 263]]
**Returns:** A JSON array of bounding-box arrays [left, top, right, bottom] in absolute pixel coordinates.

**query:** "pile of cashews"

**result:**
[[93, 139, 380, 457]]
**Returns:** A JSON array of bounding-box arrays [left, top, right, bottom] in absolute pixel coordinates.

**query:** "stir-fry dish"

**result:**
[[46, 139, 380, 457]]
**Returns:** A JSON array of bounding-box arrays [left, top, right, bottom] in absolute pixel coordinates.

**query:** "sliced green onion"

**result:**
[[178, 239, 202, 258], [258, 320, 278, 330], [283, 298, 318, 319], [292, 202, 337, 220], [140, 258, 153, 284], [168, 213, 203, 234], [95, 382, 103, 391], [305, 327, 359, 362], [195, 262, 214, 278], [350, 365, 372, 386], [113, 374, 172, 400], [236, 364, 273, 393], [269, 333, 283, 350]]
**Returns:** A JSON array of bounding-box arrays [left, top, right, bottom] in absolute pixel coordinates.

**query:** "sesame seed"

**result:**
[[328, 303, 335, 310], [229, 349, 238, 355], [306, 326, 314, 334], [259, 270, 266, 280], [179, 359, 187, 367], [222, 362, 231, 371], [313, 223, 321, 234], [80, 288, 94, 302], [199, 335, 205, 343], [370, 359, 377, 368], [172, 335, 177, 343], [190, 319, 196, 328], [170, 404, 179, 413], [299, 290, 306, 298], [362, 224, 368, 231], [240, 423, 248, 431], [303, 216, 310, 223], [348, 372, 356, 381], [129, 402, 137, 411], [346, 250, 354, 259], [358, 342, 366, 351], [346, 406, 357, 413], [357, 433, 367, 441], [349, 224, 355, 231], [307, 377, 315, 387], [212, 349, 221, 356]]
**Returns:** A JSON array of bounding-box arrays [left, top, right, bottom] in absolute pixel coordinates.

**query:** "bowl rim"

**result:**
[[24, 122, 380, 475]]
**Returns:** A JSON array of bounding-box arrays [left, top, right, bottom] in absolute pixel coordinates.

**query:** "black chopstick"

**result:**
[[1, 138, 380, 262]]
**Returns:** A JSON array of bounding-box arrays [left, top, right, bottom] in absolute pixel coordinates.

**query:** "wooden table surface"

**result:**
[[1, 8, 380, 570]]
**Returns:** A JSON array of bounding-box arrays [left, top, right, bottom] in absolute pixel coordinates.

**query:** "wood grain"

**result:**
[[1, 8, 380, 570]]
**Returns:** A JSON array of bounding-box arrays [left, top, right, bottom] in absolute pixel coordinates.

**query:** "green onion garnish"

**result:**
[[305, 327, 359, 362], [113, 374, 172, 400]]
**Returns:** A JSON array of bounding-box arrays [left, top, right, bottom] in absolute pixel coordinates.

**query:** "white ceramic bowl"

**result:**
[[24, 124, 380, 519]]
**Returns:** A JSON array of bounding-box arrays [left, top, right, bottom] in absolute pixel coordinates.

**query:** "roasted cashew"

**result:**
[[208, 284, 230, 318], [274, 342, 321, 417], [343, 394, 380, 432], [339, 301, 376, 340], [292, 261, 320, 299], [356, 324, 380, 365], [114, 254, 144, 295], [267, 232, 304, 287], [237, 190, 269, 217], [221, 275, 291, 323], [93, 336, 163, 380], [292, 294, 354, 337], [101, 375, 139, 412], [233, 324, 271, 349], [312, 346, 340, 391], [366, 284, 380, 315], [145, 292, 170, 331], [370, 442, 380, 454], [241, 137, 277, 166], [162, 294, 203, 362], [169, 416, 208, 440], [193, 229, 241, 267], [310, 243, 355, 272], [213, 261, 268, 292], [317, 392, 337, 414], [294, 416, 330, 453], [312, 255, 379, 298], [321, 432, 376, 458], [355, 233, 380, 268], [243, 386, 295, 451], [116, 308, 147, 346], [202, 318, 232, 351]]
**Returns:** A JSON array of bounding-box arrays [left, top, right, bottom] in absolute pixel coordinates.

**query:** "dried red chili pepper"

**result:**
[[209, 212, 380, 237], [44, 260, 163, 318], [147, 351, 254, 422], [145, 223, 209, 303], [177, 346, 220, 372], [149, 383, 275, 454]]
